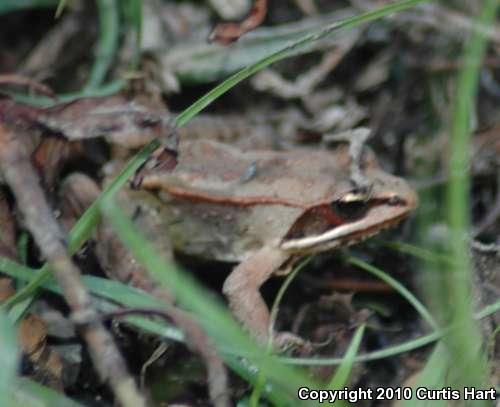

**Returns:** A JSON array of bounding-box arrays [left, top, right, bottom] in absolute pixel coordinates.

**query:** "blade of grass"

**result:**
[[2, 252, 500, 367], [54, 0, 66, 17], [441, 0, 497, 395], [283, 330, 441, 366], [16, 232, 29, 265], [8, 233, 34, 322], [346, 256, 438, 330], [11, 80, 125, 107], [379, 240, 453, 266], [226, 357, 298, 406], [0, 232, 433, 362], [0, 0, 58, 14], [7, 297, 33, 323], [0, 256, 184, 341], [84, 0, 120, 91], [328, 324, 365, 390], [122, 0, 143, 69], [400, 343, 448, 407], [250, 257, 311, 406], [268, 257, 311, 341], [0, 309, 19, 406], [175, 0, 430, 128]]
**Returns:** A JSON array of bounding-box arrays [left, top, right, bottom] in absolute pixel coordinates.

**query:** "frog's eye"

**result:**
[[331, 192, 370, 221]]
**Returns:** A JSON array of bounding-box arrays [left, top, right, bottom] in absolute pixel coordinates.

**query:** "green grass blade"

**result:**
[[380, 240, 453, 266], [0, 256, 184, 341], [0, 0, 58, 14], [121, 0, 143, 69], [2, 252, 500, 371], [175, 0, 430, 128], [84, 0, 120, 91], [227, 357, 297, 406], [11, 80, 125, 107], [442, 0, 497, 394], [282, 329, 441, 366], [346, 256, 438, 330], [268, 257, 311, 340], [0, 309, 19, 406], [328, 324, 365, 390], [54, 0, 67, 17], [249, 257, 311, 406], [0, 266, 52, 311], [7, 297, 33, 324], [400, 344, 448, 407]]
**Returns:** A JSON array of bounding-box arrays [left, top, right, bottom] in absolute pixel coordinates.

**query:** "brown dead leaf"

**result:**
[[33, 137, 84, 189], [0, 94, 175, 150], [36, 96, 173, 147], [0, 94, 177, 188], [0, 191, 16, 260], [0, 190, 17, 304], [0, 278, 15, 302], [0, 234, 65, 393], [209, 0, 267, 44], [19, 314, 64, 391]]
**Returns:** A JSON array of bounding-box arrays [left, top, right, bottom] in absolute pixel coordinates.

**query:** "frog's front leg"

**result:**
[[223, 246, 302, 348]]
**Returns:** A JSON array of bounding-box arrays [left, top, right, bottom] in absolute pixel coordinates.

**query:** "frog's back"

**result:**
[[140, 139, 381, 262], [168, 139, 360, 205]]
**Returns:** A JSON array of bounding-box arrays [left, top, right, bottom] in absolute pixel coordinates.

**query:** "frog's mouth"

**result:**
[[280, 191, 417, 253]]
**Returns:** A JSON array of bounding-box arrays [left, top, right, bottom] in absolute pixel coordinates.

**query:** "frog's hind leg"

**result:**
[[222, 246, 291, 346]]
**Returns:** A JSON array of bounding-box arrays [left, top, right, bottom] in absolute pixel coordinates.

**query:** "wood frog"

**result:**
[[139, 138, 418, 346]]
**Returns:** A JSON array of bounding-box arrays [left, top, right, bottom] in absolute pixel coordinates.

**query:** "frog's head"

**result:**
[[280, 152, 418, 254]]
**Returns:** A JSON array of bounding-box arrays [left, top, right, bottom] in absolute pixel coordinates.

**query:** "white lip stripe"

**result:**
[[280, 219, 368, 250], [280, 214, 405, 251]]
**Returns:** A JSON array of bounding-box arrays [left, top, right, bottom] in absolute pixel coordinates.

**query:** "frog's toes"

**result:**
[[273, 332, 312, 354]]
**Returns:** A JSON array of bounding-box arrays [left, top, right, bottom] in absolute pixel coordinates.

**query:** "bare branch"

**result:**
[[0, 123, 148, 407]]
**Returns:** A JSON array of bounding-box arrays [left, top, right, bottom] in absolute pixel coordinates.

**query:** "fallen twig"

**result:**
[[60, 173, 231, 407], [0, 123, 148, 407], [0, 74, 56, 98]]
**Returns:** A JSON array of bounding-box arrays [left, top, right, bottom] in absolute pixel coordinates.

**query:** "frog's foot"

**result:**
[[272, 332, 312, 354]]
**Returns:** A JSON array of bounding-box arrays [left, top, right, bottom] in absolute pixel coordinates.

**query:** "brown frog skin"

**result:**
[[140, 139, 418, 346]]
